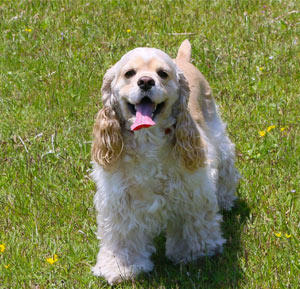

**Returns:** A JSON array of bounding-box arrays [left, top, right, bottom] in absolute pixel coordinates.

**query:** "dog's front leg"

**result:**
[[92, 196, 155, 284], [165, 173, 226, 263]]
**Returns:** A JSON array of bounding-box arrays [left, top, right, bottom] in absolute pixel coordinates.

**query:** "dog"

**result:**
[[91, 40, 240, 284]]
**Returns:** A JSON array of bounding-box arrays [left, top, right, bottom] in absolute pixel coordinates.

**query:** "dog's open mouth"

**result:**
[[128, 97, 165, 131]]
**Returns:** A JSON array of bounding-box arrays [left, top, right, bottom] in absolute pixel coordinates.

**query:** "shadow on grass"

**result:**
[[134, 198, 250, 289]]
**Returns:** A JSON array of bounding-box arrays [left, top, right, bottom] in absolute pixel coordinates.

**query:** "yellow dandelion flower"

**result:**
[[46, 258, 55, 264], [259, 130, 266, 137], [0, 244, 5, 253], [46, 254, 58, 264], [267, 125, 276, 132], [259, 67, 264, 71], [25, 28, 32, 32], [4, 264, 10, 269], [126, 29, 131, 33], [285, 233, 291, 238], [274, 232, 282, 237], [280, 127, 286, 131], [46, 257, 55, 264]]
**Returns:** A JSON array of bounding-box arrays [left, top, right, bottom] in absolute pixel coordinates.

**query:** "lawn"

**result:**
[[0, 0, 299, 288]]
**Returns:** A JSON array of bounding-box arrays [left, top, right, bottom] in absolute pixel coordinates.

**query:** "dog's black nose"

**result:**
[[137, 76, 155, 91]]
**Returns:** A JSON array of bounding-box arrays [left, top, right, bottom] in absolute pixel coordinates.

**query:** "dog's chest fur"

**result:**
[[119, 128, 201, 214], [122, 129, 177, 204], [122, 129, 175, 197], [93, 127, 207, 235]]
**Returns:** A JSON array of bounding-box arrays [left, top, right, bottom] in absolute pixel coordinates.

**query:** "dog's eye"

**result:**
[[124, 69, 136, 78], [157, 70, 168, 79]]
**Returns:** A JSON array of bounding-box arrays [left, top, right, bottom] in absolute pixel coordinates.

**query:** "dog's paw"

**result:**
[[92, 257, 154, 284], [91, 265, 103, 277], [166, 236, 225, 264], [92, 264, 124, 284]]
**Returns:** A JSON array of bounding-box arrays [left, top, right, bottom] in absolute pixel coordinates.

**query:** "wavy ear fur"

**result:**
[[92, 67, 124, 170], [174, 70, 206, 170]]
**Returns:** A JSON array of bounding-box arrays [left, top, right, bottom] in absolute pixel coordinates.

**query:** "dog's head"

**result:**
[[102, 48, 185, 128], [92, 45, 205, 170]]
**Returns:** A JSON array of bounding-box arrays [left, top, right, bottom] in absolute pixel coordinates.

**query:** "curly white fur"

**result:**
[[91, 40, 240, 284]]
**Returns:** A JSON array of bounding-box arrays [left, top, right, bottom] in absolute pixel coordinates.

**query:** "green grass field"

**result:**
[[0, 0, 299, 288]]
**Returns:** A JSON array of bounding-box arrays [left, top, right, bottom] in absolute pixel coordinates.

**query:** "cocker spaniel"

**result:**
[[91, 40, 240, 284]]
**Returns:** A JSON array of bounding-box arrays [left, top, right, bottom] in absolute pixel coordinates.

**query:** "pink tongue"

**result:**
[[130, 101, 156, 131]]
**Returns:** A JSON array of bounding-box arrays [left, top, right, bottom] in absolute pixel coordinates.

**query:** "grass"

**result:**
[[0, 0, 299, 288]]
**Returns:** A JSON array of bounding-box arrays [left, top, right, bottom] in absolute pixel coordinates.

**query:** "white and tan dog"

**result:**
[[91, 40, 240, 283]]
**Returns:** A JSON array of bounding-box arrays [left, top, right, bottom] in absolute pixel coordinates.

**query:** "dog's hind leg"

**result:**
[[202, 96, 240, 210]]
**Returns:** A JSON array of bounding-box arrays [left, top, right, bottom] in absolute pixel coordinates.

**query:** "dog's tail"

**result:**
[[176, 39, 191, 62]]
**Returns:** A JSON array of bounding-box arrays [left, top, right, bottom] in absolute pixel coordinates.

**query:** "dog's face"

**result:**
[[93, 46, 205, 171], [105, 48, 182, 128]]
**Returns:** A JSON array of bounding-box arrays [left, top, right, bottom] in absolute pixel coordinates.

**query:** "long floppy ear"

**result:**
[[174, 70, 206, 170], [92, 67, 124, 170]]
